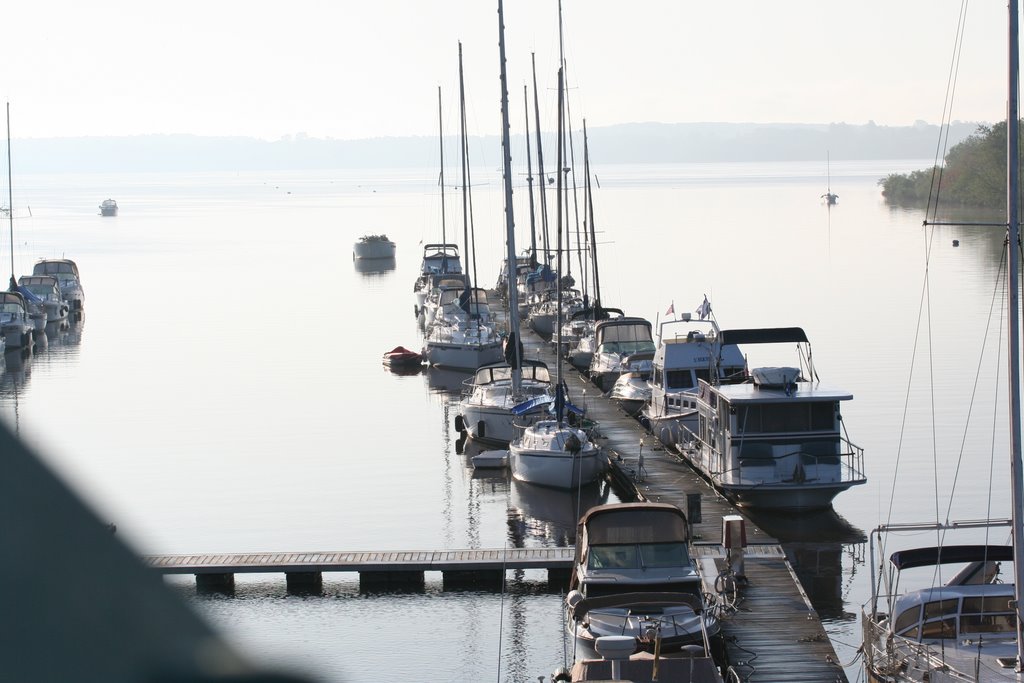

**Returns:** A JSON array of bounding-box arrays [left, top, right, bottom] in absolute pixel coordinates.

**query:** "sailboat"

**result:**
[[861, 3, 1024, 679], [423, 45, 503, 372], [822, 152, 838, 205], [1, 104, 29, 352], [455, 9, 554, 446], [508, 67, 605, 491]]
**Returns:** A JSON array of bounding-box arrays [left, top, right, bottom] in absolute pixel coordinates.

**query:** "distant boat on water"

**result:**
[[352, 233, 395, 260], [99, 199, 118, 216]]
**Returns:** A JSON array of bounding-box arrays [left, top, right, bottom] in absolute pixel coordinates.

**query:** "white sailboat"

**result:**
[[508, 67, 605, 491], [424, 48, 503, 371], [861, 2, 1024, 678], [455, 17, 555, 446]]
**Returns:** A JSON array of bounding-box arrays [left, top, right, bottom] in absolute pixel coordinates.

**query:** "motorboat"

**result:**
[[564, 503, 721, 659], [99, 198, 117, 216], [509, 417, 605, 489], [0, 291, 34, 349], [608, 370, 651, 417], [588, 316, 656, 393], [564, 307, 624, 372], [419, 275, 468, 329], [413, 243, 462, 311], [456, 358, 554, 445], [352, 234, 396, 260], [676, 327, 867, 510], [18, 275, 69, 324], [641, 314, 746, 450], [32, 259, 84, 312], [382, 346, 423, 369]]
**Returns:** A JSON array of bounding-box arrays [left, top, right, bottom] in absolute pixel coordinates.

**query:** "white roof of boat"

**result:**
[[713, 381, 852, 403]]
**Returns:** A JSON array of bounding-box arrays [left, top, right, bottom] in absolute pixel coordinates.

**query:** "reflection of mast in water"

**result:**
[[2, 347, 32, 436]]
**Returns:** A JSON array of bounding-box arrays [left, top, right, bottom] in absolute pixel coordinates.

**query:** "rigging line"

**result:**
[[883, 223, 938, 539], [926, 0, 970, 220], [983, 254, 1008, 552], [942, 247, 1006, 517]]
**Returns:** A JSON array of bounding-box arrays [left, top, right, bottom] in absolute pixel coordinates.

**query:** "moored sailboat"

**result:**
[[861, 2, 1024, 678]]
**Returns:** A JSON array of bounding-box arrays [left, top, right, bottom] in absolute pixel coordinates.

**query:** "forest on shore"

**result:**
[[879, 122, 1007, 209]]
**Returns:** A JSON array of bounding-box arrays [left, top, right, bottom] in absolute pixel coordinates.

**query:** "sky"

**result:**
[[0, 0, 1012, 141]]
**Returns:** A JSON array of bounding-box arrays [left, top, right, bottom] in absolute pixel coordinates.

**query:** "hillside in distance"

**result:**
[[12, 121, 981, 173]]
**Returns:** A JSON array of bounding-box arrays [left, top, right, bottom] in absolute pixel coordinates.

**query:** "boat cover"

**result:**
[[580, 503, 689, 545], [889, 544, 1014, 570], [719, 327, 809, 346]]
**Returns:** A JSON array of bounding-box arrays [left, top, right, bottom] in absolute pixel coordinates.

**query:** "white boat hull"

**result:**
[[353, 240, 396, 259], [510, 422, 605, 489], [425, 341, 503, 372]]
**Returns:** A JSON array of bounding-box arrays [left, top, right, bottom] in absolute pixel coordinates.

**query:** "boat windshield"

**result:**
[[588, 542, 690, 570], [894, 595, 1017, 640]]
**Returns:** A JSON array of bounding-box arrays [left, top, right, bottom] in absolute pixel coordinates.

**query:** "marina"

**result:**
[[0, 158, 998, 682]]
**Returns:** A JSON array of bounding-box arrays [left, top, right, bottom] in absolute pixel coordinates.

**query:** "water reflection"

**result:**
[[508, 479, 611, 547], [745, 507, 865, 624], [353, 256, 396, 275], [425, 366, 471, 395]]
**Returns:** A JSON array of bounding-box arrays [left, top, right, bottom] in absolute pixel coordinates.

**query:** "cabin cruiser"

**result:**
[[0, 291, 34, 349], [528, 287, 584, 340], [608, 369, 651, 417], [419, 275, 468, 329], [588, 317, 656, 393], [456, 358, 554, 446], [564, 503, 721, 659], [413, 243, 462, 311], [18, 275, 69, 324], [676, 328, 867, 510], [641, 315, 746, 449], [33, 259, 84, 312]]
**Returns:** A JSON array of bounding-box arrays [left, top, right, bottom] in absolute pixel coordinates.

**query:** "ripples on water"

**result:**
[[2, 160, 1010, 681]]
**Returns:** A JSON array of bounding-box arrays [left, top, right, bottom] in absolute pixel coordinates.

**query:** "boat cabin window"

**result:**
[[960, 596, 1016, 634], [666, 370, 694, 390], [589, 544, 637, 569], [639, 542, 689, 569], [734, 402, 837, 434]]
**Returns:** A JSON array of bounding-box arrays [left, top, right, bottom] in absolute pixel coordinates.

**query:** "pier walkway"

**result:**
[[523, 328, 849, 683]]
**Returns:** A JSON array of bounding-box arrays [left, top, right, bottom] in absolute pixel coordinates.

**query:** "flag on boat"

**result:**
[[696, 295, 711, 320], [665, 301, 675, 316]]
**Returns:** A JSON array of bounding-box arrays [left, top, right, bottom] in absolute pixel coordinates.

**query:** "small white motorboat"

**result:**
[[33, 259, 84, 313]]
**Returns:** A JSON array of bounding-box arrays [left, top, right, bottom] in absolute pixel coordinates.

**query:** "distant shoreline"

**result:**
[[9, 121, 983, 173]]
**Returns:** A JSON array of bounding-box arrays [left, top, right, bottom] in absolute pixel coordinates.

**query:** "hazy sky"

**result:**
[[0, 0, 1011, 140]]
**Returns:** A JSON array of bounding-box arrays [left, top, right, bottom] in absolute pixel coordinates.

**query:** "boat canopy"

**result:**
[[569, 591, 703, 620], [719, 327, 809, 346], [471, 360, 550, 386], [0, 290, 28, 309], [579, 503, 689, 546], [889, 545, 1015, 571], [33, 259, 80, 278]]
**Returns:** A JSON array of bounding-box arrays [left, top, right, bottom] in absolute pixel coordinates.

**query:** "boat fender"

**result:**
[[566, 589, 584, 610], [454, 415, 465, 432], [477, 421, 486, 439]]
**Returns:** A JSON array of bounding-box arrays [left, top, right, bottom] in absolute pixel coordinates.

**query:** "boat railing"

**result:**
[[681, 430, 867, 487], [861, 612, 980, 682]]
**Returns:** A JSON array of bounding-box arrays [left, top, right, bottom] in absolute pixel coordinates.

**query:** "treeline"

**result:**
[[879, 122, 1008, 208]]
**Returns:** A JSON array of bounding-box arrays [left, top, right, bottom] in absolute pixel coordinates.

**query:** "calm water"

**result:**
[[3, 159, 1013, 681]]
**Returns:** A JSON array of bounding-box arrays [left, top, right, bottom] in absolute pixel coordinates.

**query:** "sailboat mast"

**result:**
[[554, 66, 565, 422], [496, 0, 522, 393], [457, 42, 474, 295], [531, 54, 551, 264], [437, 88, 448, 259], [1006, 0, 1024, 669], [583, 119, 601, 311], [523, 84, 538, 268], [6, 102, 14, 287]]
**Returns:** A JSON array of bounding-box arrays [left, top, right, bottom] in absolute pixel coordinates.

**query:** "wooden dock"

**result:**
[[523, 329, 849, 683]]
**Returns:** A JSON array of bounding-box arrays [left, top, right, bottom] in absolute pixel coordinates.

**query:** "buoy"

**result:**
[[953, 239, 960, 247]]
